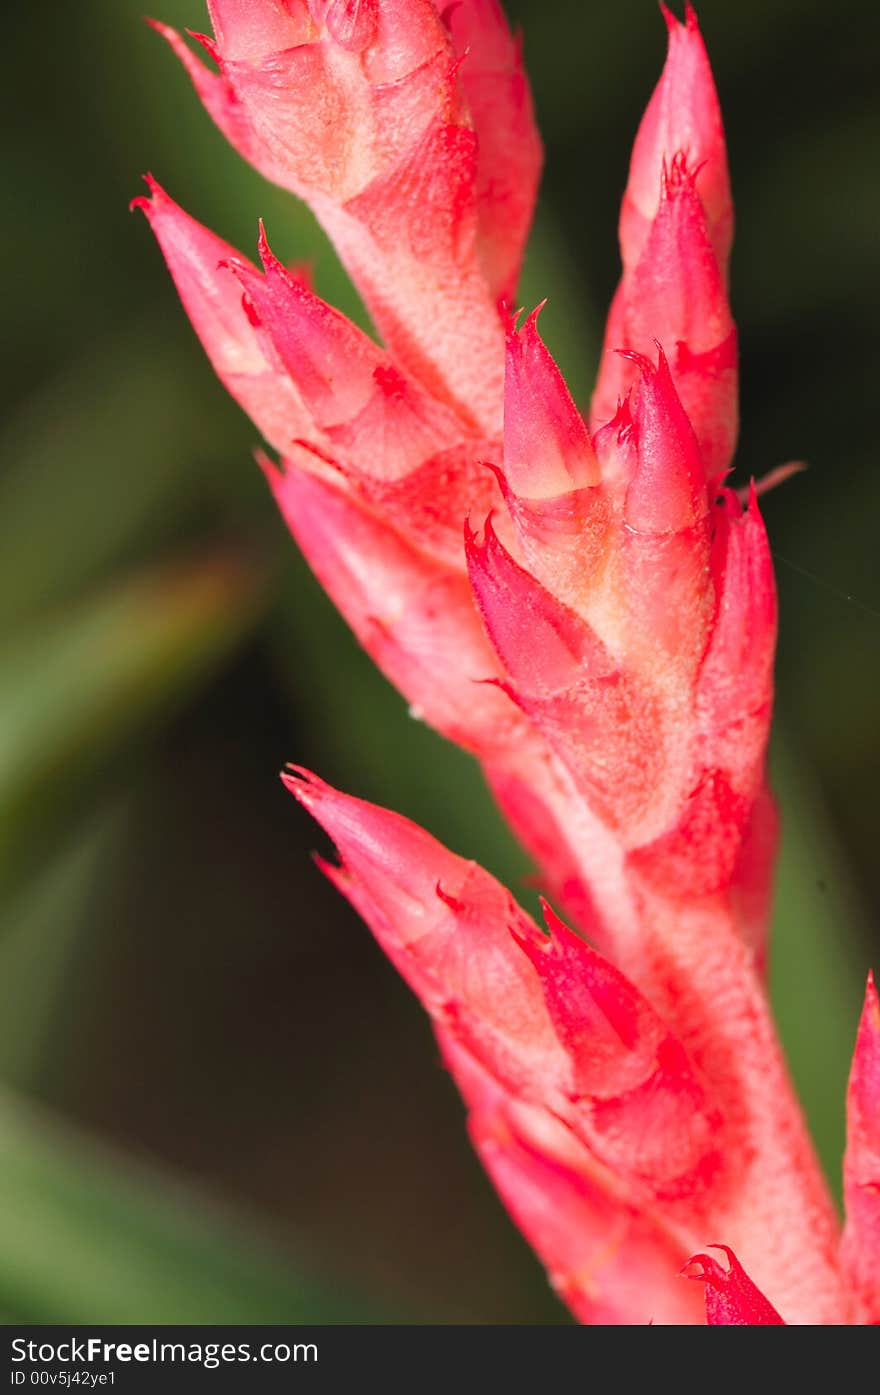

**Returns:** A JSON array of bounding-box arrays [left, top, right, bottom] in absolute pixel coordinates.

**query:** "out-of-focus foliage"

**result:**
[[0, 1089, 383, 1324], [0, 549, 267, 894], [0, 0, 876, 1321]]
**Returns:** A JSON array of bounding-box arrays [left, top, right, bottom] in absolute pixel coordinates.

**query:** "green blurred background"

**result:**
[[1, 0, 877, 1323]]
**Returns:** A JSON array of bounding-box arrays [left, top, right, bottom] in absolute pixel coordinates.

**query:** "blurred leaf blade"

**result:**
[[0, 547, 268, 893], [0, 806, 124, 1092], [0, 321, 215, 631], [769, 727, 872, 1197], [0, 1090, 383, 1323]]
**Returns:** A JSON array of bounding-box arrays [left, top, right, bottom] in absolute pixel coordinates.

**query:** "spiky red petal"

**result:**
[[683, 1244, 785, 1325]]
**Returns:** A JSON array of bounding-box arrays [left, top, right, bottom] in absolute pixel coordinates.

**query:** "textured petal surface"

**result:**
[[621, 4, 731, 272], [268, 459, 518, 753], [503, 309, 598, 499]]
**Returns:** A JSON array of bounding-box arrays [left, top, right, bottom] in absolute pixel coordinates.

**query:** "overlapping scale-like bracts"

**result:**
[[283, 771, 848, 1324], [138, 2, 873, 1323]]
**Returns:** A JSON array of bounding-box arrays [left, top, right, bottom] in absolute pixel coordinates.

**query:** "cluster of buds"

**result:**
[[136, 2, 878, 1323]]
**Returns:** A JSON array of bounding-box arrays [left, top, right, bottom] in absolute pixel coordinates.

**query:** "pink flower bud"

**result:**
[[621, 4, 732, 273]]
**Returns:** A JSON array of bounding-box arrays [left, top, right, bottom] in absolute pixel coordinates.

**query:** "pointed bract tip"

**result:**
[[504, 299, 541, 351], [146, 14, 218, 62], [129, 172, 162, 215], [738, 477, 771, 533], [256, 219, 279, 273], [524, 299, 548, 332], [463, 509, 497, 556], [862, 967, 879, 1020], [508, 299, 550, 356], [539, 897, 574, 941], [538, 894, 557, 925], [681, 1245, 785, 1324], [659, 2, 699, 35], [145, 15, 213, 62], [661, 2, 702, 32], [312, 849, 346, 884], [254, 447, 283, 489], [185, 28, 221, 63], [594, 392, 634, 444], [680, 1244, 741, 1287], [480, 457, 507, 490], [280, 764, 328, 810], [658, 2, 678, 36], [616, 340, 672, 386], [508, 912, 547, 961], [511, 897, 585, 973], [502, 303, 527, 338], [504, 305, 598, 493], [615, 346, 655, 378]]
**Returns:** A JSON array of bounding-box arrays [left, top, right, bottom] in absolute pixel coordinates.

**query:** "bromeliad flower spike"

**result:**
[[136, 2, 878, 1323]]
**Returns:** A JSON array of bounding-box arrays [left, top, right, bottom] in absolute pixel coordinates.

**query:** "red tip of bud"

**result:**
[[682, 1245, 785, 1325], [185, 28, 221, 63], [622, 2, 731, 272], [660, 3, 700, 35], [129, 172, 161, 215], [503, 304, 598, 498], [281, 764, 326, 809], [255, 219, 281, 275], [658, 2, 677, 36], [146, 16, 219, 77]]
